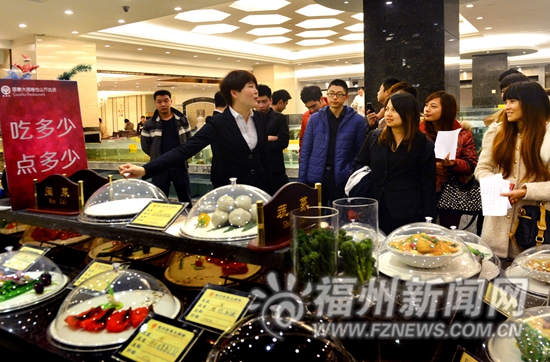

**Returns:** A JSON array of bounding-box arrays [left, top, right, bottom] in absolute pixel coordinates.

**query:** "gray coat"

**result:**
[[475, 122, 550, 258]]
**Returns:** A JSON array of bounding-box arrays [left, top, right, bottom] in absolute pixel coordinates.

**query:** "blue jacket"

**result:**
[[298, 105, 366, 186]]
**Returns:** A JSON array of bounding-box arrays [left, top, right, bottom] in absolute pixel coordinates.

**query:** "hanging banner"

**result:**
[[0, 79, 88, 210]]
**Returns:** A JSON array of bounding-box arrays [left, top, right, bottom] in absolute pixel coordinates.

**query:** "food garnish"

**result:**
[[388, 233, 459, 256]]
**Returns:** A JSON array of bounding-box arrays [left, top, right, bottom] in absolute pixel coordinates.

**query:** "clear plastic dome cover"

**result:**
[[379, 218, 480, 283], [513, 245, 550, 285], [206, 314, 356, 362], [0, 247, 68, 313], [487, 306, 550, 362], [78, 178, 167, 224], [180, 178, 270, 241], [48, 267, 181, 351], [454, 229, 501, 280]]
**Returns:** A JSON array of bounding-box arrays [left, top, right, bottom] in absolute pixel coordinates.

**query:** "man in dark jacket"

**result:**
[[141, 90, 192, 204], [257, 84, 289, 194], [299, 79, 366, 206]]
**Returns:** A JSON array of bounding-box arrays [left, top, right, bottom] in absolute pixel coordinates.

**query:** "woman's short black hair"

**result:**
[[219, 70, 258, 106]]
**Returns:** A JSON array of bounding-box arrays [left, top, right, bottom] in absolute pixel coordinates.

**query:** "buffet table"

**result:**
[[0, 208, 535, 362]]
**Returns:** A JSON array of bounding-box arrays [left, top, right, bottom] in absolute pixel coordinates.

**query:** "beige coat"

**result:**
[[475, 122, 550, 258]]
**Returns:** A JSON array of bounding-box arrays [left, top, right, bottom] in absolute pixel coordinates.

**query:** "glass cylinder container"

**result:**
[[332, 197, 378, 285], [290, 206, 338, 286]]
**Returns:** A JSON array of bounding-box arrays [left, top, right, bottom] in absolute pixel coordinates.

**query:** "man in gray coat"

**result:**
[[141, 90, 192, 204]]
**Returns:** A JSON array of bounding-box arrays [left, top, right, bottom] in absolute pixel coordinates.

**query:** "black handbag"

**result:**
[[437, 174, 482, 215], [511, 202, 550, 250]]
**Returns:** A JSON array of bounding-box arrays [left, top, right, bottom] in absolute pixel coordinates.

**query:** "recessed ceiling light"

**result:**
[[19, 24, 27, 28], [240, 15, 290, 26], [352, 13, 363, 21], [175, 9, 230, 23], [237, 60, 241, 62], [216, 58, 221, 60], [340, 33, 363, 41], [296, 4, 343, 17], [449, 38, 455, 41], [297, 30, 337, 38], [137, 48, 142, 51], [165, 51, 170, 54], [296, 39, 333, 46], [476, 17, 483, 20], [466, 4, 473, 7], [230, 0, 290, 12], [386, 1, 392, 4], [345, 23, 363, 32], [296, 19, 343, 29], [72, 31, 78, 34], [247, 27, 291, 36], [118, 19, 125, 24], [64, 10, 73, 15], [105, 44, 111, 48], [485, 27, 492, 30], [193, 55, 198, 58], [253, 36, 292, 44], [174, 7, 182, 11], [192, 24, 239, 35]]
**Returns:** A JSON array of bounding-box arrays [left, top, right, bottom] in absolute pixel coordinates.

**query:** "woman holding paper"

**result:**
[[475, 81, 550, 259], [353, 92, 437, 235], [420, 91, 478, 228]]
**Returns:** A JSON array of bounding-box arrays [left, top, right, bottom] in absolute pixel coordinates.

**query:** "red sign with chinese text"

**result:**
[[0, 80, 88, 210]]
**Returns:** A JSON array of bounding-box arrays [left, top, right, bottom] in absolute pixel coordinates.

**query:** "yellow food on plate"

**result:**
[[525, 259, 550, 273], [388, 233, 459, 256]]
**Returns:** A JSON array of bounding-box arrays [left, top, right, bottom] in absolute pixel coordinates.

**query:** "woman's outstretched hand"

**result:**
[[118, 164, 145, 179]]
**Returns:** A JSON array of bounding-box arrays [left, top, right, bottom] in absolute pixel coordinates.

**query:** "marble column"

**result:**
[[472, 53, 508, 107], [362, 0, 459, 106]]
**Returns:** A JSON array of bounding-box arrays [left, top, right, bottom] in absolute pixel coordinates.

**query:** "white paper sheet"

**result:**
[[434, 129, 461, 160], [479, 174, 511, 216]]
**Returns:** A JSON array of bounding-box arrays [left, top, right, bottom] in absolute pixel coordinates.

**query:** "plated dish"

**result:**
[[88, 241, 168, 262], [0, 271, 68, 313], [20, 226, 90, 247], [164, 254, 261, 288], [387, 233, 463, 268], [505, 265, 550, 296], [49, 290, 181, 351], [378, 252, 481, 283], [518, 255, 550, 284]]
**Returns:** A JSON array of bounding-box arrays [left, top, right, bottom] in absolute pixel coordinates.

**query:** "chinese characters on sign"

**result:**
[[0, 80, 87, 210]]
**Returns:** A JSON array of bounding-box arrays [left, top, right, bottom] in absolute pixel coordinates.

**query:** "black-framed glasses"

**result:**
[[327, 92, 347, 98]]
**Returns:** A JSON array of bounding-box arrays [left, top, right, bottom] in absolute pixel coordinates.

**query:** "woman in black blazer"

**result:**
[[119, 70, 272, 194], [353, 92, 437, 235]]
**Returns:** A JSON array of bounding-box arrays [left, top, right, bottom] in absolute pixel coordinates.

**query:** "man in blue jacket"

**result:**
[[299, 79, 366, 206]]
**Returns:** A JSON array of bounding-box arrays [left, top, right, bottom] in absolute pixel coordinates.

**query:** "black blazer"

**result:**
[[353, 129, 437, 220], [144, 107, 272, 193], [265, 108, 289, 174]]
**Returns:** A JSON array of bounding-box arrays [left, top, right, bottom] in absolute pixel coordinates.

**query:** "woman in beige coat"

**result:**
[[475, 81, 550, 259]]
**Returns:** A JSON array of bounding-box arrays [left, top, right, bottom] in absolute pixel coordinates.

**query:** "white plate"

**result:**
[[378, 252, 481, 283], [180, 215, 257, 241], [479, 261, 501, 280], [49, 290, 181, 350], [84, 199, 152, 217], [0, 272, 68, 313], [465, 242, 494, 260], [486, 321, 523, 362], [505, 265, 550, 296]]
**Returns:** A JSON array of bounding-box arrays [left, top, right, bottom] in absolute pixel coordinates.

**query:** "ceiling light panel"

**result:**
[[297, 30, 337, 38], [253, 36, 292, 44], [345, 23, 363, 32], [352, 13, 364, 21], [296, 39, 334, 46], [295, 4, 344, 17], [297, 19, 343, 29], [175, 9, 231, 23], [192, 24, 239, 35], [340, 33, 363, 41], [247, 27, 291, 36], [230, 0, 290, 12], [240, 15, 290, 26]]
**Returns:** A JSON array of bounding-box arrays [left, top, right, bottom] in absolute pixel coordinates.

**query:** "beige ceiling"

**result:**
[[2, 0, 550, 93]]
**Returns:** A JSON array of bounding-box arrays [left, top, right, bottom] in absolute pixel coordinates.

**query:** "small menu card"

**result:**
[[113, 313, 201, 362], [128, 201, 186, 231], [181, 284, 255, 333], [68, 260, 129, 290]]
